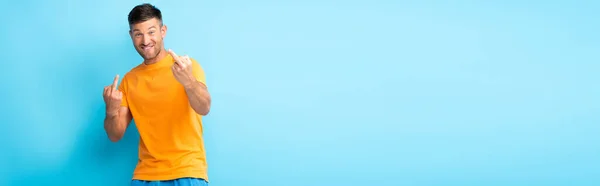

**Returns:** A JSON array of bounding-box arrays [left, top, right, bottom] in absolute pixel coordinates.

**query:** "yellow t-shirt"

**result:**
[[118, 53, 209, 181]]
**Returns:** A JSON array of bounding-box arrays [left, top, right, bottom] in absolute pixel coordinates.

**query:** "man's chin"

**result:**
[[140, 52, 155, 60], [137, 49, 160, 60]]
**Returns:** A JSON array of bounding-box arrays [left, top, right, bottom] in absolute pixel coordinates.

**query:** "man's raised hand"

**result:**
[[103, 74, 123, 116], [168, 49, 194, 87]]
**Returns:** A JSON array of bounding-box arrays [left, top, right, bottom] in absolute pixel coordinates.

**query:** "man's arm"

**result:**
[[183, 80, 211, 115], [104, 106, 133, 142], [169, 49, 212, 116], [103, 74, 133, 142]]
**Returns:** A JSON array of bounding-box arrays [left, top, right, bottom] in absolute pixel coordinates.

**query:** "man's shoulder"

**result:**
[[193, 57, 205, 66], [189, 57, 205, 70], [123, 64, 145, 78]]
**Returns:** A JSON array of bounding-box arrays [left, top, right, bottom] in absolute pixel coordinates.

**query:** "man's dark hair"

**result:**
[[128, 3, 162, 26]]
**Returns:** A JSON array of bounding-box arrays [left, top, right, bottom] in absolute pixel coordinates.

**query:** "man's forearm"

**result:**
[[184, 80, 211, 115], [104, 113, 124, 142]]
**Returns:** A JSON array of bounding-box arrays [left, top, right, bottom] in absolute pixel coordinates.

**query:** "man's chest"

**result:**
[[127, 71, 188, 112]]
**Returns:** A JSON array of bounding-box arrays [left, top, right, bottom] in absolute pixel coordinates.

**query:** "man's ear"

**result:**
[[161, 25, 168, 38]]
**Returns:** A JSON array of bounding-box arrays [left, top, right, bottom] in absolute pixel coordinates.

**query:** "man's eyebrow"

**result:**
[[132, 26, 157, 32]]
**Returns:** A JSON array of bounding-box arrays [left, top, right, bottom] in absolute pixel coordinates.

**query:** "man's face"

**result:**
[[129, 18, 166, 60]]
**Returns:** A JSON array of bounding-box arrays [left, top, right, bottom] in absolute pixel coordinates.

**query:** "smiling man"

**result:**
[[102, 3, 211, 186]]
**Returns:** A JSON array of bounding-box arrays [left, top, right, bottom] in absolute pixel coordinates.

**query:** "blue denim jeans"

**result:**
[[131, 177, 208, 186]]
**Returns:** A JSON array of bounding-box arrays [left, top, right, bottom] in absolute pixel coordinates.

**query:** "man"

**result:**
[[102, 3, 211, 186]]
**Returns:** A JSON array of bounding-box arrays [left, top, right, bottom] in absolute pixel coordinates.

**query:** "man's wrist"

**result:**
[[183, 76, 198, 90], [106, 109, 119, 117], [183, 81, 196, 90]]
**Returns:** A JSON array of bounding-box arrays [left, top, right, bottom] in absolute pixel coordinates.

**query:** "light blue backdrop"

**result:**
[[1, 0, 599, 186]]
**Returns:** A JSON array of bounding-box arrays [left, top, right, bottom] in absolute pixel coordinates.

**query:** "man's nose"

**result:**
[[142, 35, 151, 45]]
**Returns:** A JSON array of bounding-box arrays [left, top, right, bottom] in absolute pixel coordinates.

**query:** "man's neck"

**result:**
[[143, 48, 168, 65]]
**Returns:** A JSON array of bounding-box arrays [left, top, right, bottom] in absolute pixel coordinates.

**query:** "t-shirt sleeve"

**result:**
[[118, 75, 129, 107], [191, 58, 207, 87]]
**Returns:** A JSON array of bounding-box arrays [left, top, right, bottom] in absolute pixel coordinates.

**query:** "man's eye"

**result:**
[[149, 31, 155, 35]]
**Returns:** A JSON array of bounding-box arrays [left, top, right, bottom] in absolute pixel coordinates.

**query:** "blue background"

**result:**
[[1, 0, 599, 185]]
